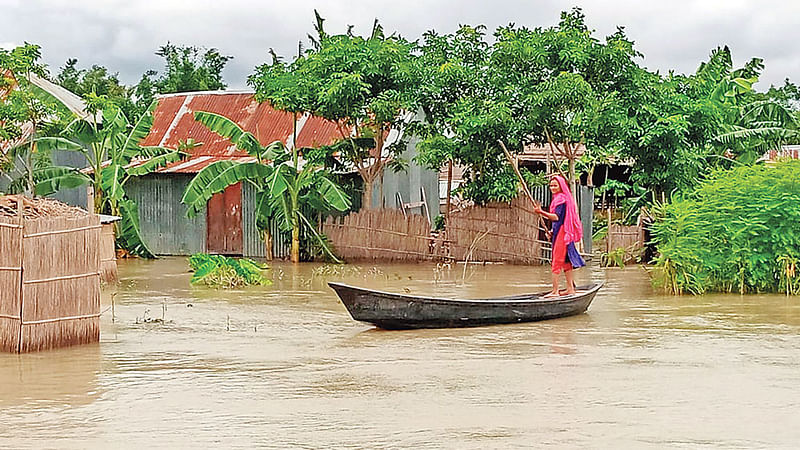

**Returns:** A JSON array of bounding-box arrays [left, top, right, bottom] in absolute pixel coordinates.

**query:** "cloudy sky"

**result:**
[[2, 0, 798, 90]]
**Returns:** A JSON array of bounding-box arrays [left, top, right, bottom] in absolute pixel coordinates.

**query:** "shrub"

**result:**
[[188, 253, 272, 288], [651, 160, 800, 295]]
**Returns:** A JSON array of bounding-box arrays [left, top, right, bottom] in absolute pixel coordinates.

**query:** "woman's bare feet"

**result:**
[[542, 291, 561, 299]]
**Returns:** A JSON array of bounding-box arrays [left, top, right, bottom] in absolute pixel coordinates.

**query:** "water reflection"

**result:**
[[0, 343, 102, 408]]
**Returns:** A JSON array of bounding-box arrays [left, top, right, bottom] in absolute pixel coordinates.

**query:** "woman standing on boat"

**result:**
[[533, 175, 585, 298]]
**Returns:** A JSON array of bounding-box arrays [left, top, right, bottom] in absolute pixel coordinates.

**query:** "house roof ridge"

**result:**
[[156, 89, 255, 99]]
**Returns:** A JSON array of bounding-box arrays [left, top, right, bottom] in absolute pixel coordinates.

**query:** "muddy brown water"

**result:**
[[2, 258, 800, 449]]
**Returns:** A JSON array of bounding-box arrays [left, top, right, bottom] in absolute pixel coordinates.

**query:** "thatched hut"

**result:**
[[0, 195, 100, 353]]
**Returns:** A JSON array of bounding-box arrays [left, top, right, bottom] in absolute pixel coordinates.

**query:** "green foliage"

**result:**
[[184, 111, 350, 263], [432, 214, 445, 231], [651, 160, 800, 295], [34, 100, 179, 258], [0, 43, 71, 194], [134, 43, 231, 114], [522, 170, 548, 188], [54, 58, 138, 120], [249, 13, 418, 208], [188, 253, 271, 288], [601, 247, 627, 269]]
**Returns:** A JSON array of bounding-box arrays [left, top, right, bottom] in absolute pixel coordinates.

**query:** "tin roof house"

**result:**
[[127, 91, 438, 258]]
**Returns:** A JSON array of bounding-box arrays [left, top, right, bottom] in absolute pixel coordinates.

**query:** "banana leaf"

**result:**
[[182, 160, 273, 217], [193, 111, 263, 157], [33, 166, 91, 196]]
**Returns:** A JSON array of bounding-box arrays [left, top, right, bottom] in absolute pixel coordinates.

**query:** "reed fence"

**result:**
[[323, 209, 432, 261], [447, 195, 547, 264], [0, 198, 101, 353], [606, 223, 643, 252], [323, 195, 550, 264]]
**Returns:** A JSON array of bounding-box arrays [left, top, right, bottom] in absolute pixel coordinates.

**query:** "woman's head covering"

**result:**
[[549, 175, 583, 244]]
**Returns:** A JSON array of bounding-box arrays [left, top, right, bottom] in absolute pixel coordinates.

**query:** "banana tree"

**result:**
[[182, 111, 350, 263], [33, 99, 182, 257]]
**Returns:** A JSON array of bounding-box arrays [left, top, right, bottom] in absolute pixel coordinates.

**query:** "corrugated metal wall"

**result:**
[[242, 182, 290, 259], [50, 150, 89, 210], [374, 133, 440, 220], [126, 174, 207, 255]]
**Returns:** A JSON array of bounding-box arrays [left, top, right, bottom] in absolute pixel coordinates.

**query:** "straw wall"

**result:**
[[323, 209, 432, 261], [99, 222, 118, 283], [447, 195, 547, 265], [0, 217, 23, 353], [0, 213, 101, 353]]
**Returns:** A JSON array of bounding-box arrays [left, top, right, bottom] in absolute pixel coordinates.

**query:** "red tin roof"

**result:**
[[139, 91, 349, 173]]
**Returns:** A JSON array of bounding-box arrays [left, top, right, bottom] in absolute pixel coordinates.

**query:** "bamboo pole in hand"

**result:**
[[497, 140, 549, 238]]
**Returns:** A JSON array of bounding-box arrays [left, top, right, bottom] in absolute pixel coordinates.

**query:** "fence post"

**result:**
[[16, 202, 24, 353]]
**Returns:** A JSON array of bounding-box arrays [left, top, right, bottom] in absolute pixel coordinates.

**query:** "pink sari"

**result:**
[[549, 175, 583, 245]]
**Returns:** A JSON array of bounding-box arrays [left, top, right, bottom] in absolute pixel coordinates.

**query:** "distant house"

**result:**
[[127, 91, 438, 258], [761, 145, 800, 161]]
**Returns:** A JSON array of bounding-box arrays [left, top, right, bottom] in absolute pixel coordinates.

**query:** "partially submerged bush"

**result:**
[[188, 253, 272, 288], [651, 160, 800, 295]]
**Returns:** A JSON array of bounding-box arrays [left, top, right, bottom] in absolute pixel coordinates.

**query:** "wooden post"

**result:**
[[445, 161, 453, 226], [607, 206, 612, 254], [16, 199, 24, 353]]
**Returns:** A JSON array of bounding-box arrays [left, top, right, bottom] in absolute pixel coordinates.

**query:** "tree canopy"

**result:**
[[249, 12, 418, 208]]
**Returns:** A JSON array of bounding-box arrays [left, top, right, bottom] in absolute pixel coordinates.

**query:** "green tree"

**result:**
[[652, 160, 800, 295], [0, 43, 67, 194], [54, 58, 137, 120], [250, 12, 417, 209], [622, 46, 762, 195], [182, 111, 350, 263], [490, 8, 642, 197], [135, 43, 232, 114], [413, 25, 520, 206]]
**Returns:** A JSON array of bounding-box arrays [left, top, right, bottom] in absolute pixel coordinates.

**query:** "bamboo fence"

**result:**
[[323, 195, 548, 264], [0, 197, 101, 353], [447, 195, 546, 264], [323, 209, 432, 261], [606, 223, 643, 252]]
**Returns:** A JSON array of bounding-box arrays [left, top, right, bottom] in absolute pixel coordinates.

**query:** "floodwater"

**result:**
[[2, 258, 800, 449]]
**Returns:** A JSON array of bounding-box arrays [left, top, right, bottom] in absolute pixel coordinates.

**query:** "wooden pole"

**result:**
[[445, 160, 453, 226], [16, 199, 24, 353], [497, 140, 548, 237]]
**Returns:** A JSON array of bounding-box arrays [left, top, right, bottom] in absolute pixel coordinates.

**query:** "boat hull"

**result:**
[[329, 282, 602, 329]]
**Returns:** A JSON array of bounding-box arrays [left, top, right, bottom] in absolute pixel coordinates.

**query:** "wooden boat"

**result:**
[[328, 282, 603, 329]]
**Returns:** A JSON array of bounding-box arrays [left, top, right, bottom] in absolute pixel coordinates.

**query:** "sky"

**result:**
[[2, 0, 799, 91]]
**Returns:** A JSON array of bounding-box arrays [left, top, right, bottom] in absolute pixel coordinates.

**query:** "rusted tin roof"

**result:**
[[139, 91, 348, 173]]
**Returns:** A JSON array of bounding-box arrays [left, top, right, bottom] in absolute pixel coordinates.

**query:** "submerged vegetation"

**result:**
[[188, 253, 272, 288], [652, 160, 800, 295]]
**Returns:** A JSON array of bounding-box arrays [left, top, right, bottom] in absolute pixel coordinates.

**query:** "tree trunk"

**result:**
[[93, 184, 103, 214], [378, 169, 384, 208], [25, 129, 36, 196], [262, 228, 273, 261], [291, 222, 300, 263], [568, 157, 577, 204], [362, 175, 373, 210]]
